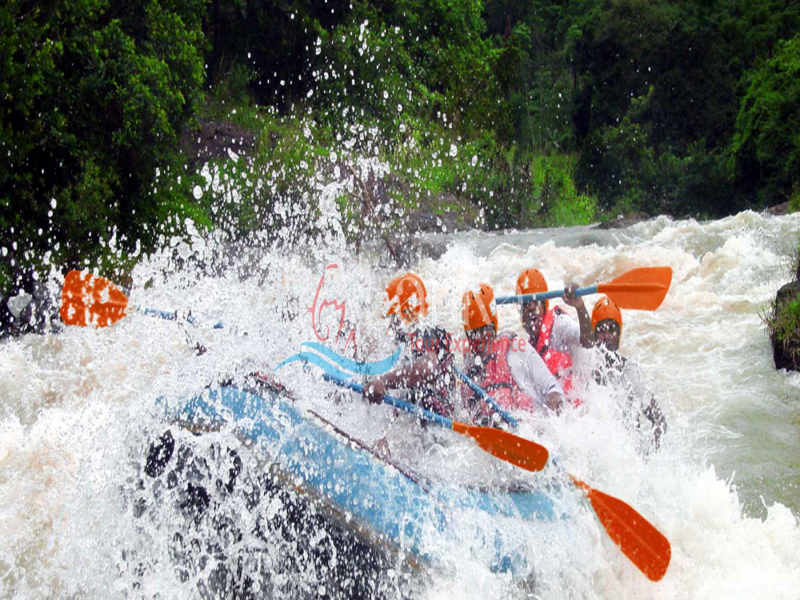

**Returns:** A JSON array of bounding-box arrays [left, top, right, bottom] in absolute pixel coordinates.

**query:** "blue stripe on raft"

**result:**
[[274, 352, 354, 380], [159, 385, 558, 575], [300, 341, 402, 376]]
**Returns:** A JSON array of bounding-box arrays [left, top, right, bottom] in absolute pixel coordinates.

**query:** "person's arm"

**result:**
[[362, 350, 439, 404], [508, 344, 564, 413], [562, 283, 594, 348]]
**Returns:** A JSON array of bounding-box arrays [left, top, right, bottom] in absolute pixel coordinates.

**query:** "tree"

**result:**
[[730, 36, 800, 205], [0, 0, 205, 291]]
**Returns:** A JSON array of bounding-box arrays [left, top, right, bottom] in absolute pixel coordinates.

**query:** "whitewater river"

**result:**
[[1, 210, 799, 599]]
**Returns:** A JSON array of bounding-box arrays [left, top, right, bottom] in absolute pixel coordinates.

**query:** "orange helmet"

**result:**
[[592, 296, 623, 333], [462, 283, 498, 331], [384, 272, 428, 324], [516, 268, 549, 311]]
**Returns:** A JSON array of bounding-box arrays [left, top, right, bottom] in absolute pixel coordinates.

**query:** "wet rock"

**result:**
[[329, 162, 478, 236], [765, 202, 792, 216], [770, 280, 800, 371], [6, 291, 32, 318], [405, 202, 474, 234], [406, 211, 464, 234], [368, 233, 449, 268], [1, 282, 59, 339], [406, 212, 441, 233], [400, 236, 449, 265], [595, 212, 652, 230]]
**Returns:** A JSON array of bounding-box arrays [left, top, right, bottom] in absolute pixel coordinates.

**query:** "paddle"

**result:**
[[570, 475, 671, 582], [455, 367, 518, 428], [457, 370, 671, 582], [495, 266, 673, 310], [323, 374, 549, 474], [60, 270, 221, 329]]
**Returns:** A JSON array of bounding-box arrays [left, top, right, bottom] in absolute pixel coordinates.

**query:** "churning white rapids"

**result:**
[[1, 211, 799, 599]]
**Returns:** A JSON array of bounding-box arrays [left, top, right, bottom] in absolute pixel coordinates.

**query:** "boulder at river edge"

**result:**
[[770, 279, 800, 372]]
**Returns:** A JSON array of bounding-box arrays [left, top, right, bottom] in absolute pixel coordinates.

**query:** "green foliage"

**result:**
[[2, 0, 800, 300], [483, 1, 578, 152], [573, 0, 799, 214], [186, 113, 336, 248], [772, 298, 800, 342], [385, 0, 500, 135], [730, 37, 800, 205], [789, 185, 800, 213], [0, 262, 11, 297], [533, 155, 597, 227], [307, 0, 504, 143], [0, 0, 205, 292], [202, 0, 350, 107], [570, 0, 758, 150], [578, 89, 743, 217], [578, 91, 656, 212], [201, 64, 262, 130], [309, 6, 420, 139]]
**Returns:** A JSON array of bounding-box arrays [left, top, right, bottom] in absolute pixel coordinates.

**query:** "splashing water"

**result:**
[[1, 209, 799, 599]]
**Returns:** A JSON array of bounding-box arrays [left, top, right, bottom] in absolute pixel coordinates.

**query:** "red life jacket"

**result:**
[[468, 337, 536, 413], [535, 307, 581, 405]]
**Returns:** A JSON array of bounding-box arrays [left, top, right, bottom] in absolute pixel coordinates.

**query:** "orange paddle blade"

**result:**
[[597, 266, 673, 310], [453, 422, 549, 472], [60, 270, 129, 328], [571, 476, 671, 581]]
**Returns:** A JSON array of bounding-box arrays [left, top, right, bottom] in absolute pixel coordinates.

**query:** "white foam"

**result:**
[[2, 211, 799, 598]]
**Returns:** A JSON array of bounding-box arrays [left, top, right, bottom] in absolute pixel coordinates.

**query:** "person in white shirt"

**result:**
[[460, 283, 563, 422], [515, 269, 595, 394]]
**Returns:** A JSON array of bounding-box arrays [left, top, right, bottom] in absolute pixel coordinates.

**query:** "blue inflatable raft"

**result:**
[[157, 381, 558, 579]]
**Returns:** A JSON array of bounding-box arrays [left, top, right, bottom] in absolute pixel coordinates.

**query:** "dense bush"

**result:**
[[572, 0, 799, 216], [0, 0, 206, 290], [2, 0, 800, 300], [730, 37, 800, 206]]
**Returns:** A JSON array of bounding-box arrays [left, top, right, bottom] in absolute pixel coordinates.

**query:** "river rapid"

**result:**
[[1, 209, 799, 599]]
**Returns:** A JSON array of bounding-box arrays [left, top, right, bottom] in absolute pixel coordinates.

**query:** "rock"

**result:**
[[402, 193, 477, 234], [1, 280, 62, 339], [595, 212, 652, 230], [0, 293, 12, 339], [406, 212, 441, 233], [770, 280, 800, 371], [414, 238, 449, 262], [6, 291, 32, 319], [377, 234, 449, 268], [776, 280, 800, 304], [765, 202, 792, 216]]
